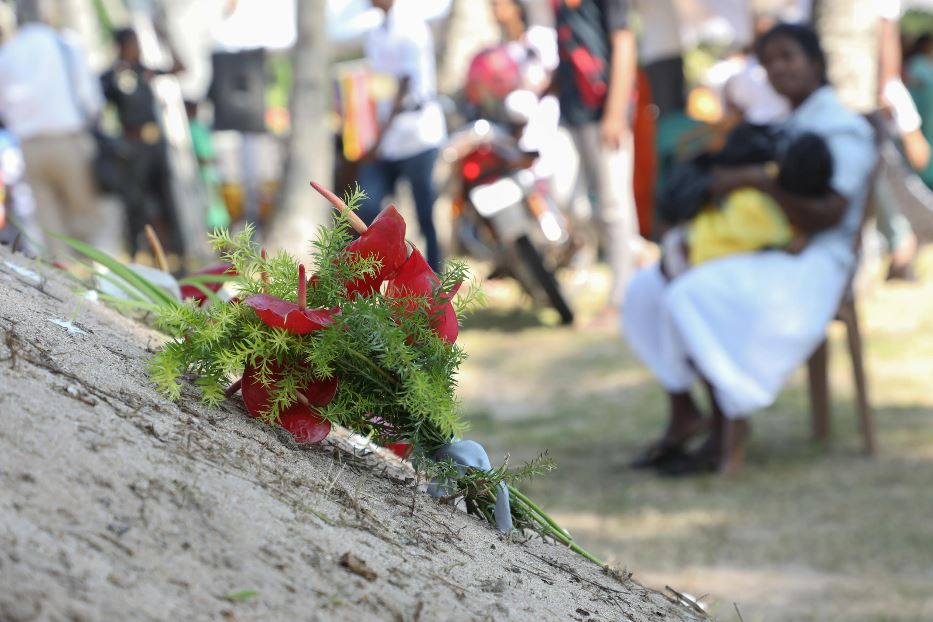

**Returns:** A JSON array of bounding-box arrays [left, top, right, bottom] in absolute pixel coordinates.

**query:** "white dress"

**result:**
[[622, 87, 876, 418]]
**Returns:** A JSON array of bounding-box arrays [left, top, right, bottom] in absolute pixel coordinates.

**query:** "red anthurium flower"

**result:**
[[365, 415, 414, 460], [384, 442, 414, 460], [241, 360, 337, 444], [245, 294, 337, 333], [180, 263, 236, 305], [385, 248, 461, 343], [244, 265, 339, 334], [344, 205, 407, 298]]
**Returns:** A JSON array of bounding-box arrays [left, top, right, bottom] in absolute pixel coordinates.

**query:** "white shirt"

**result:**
[[786, 86, 877, 268], [365, 5, 446, 160], [877, 0, 902, 20], [724, 57, 791, 125], [636, 0, 682, 64], [505, 26, 558, 96], [0, 24, 103, 141]]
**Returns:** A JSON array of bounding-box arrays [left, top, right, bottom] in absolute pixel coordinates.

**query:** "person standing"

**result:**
[[0, 3, 110, 261], [489, 0, 562, 182], [101, 28, 185, 259], [357, 0, 446, 272], [813, 0, 922, 279], [906, 34, 933, 188], [553, 0, 639, 317]]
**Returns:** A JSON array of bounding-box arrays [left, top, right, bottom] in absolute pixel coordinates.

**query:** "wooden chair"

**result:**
[[806, 291, 876, 455], [804, 113, 885, 456]]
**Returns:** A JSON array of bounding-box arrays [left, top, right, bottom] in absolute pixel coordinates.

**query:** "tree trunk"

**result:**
[[812, 0, 880, 114], [266, 0, 332, 258]]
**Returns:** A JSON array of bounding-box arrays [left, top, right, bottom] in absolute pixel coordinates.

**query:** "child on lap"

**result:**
[[661, 131, 833, 278]]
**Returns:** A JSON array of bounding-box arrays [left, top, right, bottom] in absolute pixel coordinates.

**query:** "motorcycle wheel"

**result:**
[[514, 234, 575, 325]]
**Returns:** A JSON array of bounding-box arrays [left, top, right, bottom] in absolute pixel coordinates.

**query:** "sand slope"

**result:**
[[0, 249, 701, 622]]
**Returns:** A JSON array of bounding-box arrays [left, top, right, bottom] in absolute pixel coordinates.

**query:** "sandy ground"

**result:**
[[457, 252, 933, 621], [0, 248, 701, 622]]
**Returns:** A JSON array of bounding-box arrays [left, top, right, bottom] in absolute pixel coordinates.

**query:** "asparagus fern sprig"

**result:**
[[149, 186, 475, 453]]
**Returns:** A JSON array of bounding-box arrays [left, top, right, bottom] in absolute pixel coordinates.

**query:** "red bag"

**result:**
[[568, 46, 607, 109], [555, 2, 611, 112]]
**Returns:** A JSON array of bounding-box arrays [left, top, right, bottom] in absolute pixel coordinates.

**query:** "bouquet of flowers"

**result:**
[[149, 182, 603, 566]]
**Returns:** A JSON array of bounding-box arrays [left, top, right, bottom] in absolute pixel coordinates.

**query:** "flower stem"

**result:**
[[345, 348, 398, 388], [311, 181, 369, 235], [260, 248, 269, 292], [509, 485, 568, 537], [508, 485, 605, 567], [298, 264, 307, 310], [225, 378, 242, 398]]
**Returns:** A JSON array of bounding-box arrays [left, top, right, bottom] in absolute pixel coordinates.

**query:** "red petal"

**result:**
[[385, 249, 461, 343], [384, 443, 414, 460], [244, 294, 338, 334], [302, 374, 340, 406], [241, 361, 336, 444], [434, 302, 459, 343], [278, 412, 332, 444], [385, 247, 438, 298], [180, 263, 236, 304], [344, 205, 407, 297]]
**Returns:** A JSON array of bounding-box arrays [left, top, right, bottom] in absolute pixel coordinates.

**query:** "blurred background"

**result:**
[[2, 0, 933, 619]]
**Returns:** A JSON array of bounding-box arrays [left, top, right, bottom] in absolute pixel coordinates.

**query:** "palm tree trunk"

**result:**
[[267, 0, 332, 257]]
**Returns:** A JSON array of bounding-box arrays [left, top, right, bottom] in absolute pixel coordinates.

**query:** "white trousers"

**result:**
[[569, 123, 639, 307]]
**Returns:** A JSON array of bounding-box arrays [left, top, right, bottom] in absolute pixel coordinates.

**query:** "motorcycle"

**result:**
[[439, 117, 577, 325]]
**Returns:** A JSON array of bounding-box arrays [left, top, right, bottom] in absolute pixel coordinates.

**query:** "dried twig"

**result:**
[[144, 225, 169, 273], [2, 323, 17, 369], [339, 552, 378, 581], [410, 465, 422, 517], [665, 585, 708, 616], [526, 552, 625, 595], [432, 573, 466, 598]]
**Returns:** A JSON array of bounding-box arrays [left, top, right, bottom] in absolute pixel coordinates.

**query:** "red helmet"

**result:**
[[465, 45, 521, 108]]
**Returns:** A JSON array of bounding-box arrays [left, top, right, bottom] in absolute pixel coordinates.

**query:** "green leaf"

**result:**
[[181, 280, 223, 306], [52, 233, 178, 308], [96, 270, 154, 304], [96, 293, 164, 313], [222, 590, 258, 602], [177, 274, 238, 286]]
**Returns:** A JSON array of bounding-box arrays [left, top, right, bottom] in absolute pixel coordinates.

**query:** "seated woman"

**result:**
[[622, 23, 877, 475]]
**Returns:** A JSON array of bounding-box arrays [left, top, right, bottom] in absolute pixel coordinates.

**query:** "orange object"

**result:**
[[632, 69, 657, 238], [451, 195, 464, 218], [339, 68, 379, 162]]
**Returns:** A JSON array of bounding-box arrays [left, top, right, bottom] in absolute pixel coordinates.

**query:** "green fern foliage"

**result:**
[[149, 187, 478, 454]]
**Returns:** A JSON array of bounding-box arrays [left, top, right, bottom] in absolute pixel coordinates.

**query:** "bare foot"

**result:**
[[719, 418, 749, 477]]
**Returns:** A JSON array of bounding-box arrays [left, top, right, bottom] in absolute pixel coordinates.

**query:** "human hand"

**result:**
[[600, 114, 630, 151], [359, 146, 380, 164], [359, 134, 383, 164], [785, 233, 808, 254], [710, 164, 772, 195]]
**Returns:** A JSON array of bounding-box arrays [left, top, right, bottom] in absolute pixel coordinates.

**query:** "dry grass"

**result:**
[[458, 249, 933, 622]]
